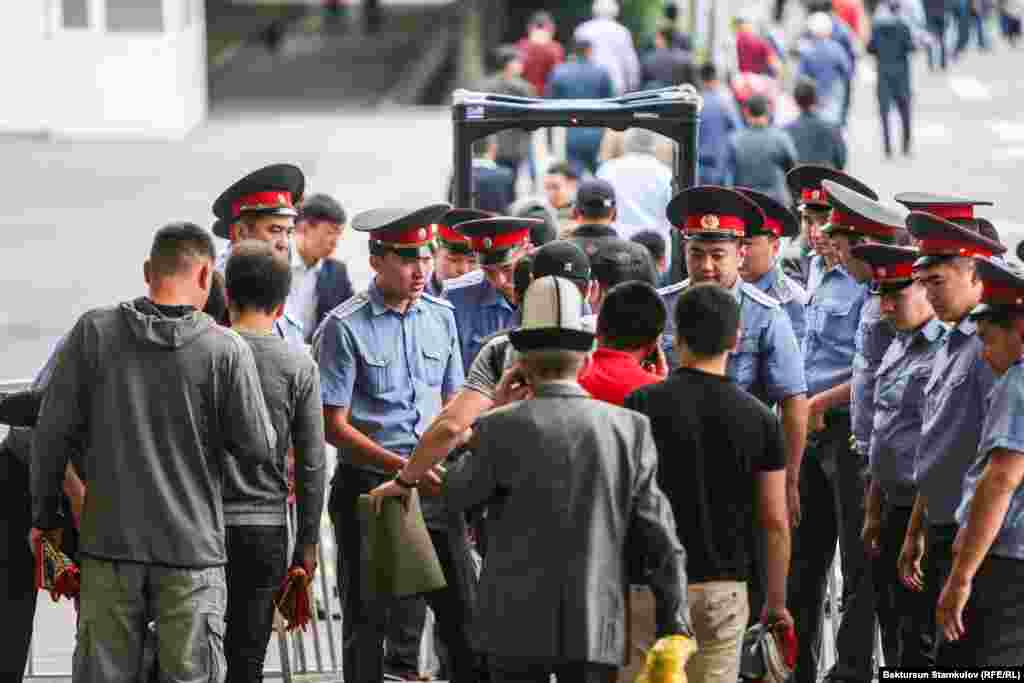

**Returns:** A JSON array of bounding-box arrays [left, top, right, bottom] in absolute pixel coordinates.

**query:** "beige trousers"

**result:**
[[617, 581, 748, 683]]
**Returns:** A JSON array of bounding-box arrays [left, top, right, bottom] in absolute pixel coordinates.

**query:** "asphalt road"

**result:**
[[11, 20, 1024, 682]]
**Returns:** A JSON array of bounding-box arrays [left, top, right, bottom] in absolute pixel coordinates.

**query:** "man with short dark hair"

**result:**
[[479, 46, 534, 188], [632, 230, 668, 279], [580, 281, 667, 406], [566, 178, 620, 258], [222, 241, 326, 682], [32, 222, 278, 683], [471, 137, 515, 214], [784, 78, 847, 169], [547, 39, 615, 174], [588, 238, 658, 315], [626, 283, 793, 683], [724, 94, 799, 206], [288, 192, 354, 342], [543, 161, 580, 234]]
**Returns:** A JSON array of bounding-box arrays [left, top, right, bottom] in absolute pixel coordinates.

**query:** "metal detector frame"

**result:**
[[451, 85, 702, 283]]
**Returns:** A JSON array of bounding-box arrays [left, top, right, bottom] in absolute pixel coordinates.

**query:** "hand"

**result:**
[[897, 530, 926, 592], [494, 363, 531, 407], [807, 397, 825, 433], [420, 466, 445, 498], [68, 488, 85, 531], [760, 605, 795, 632], [936, 574, 971, 642], [786, 477, 802, 528], [952, 527, 965, 557], [652, 344, 669, 379], [368, 478, 412, 501], [862, 517, 882, 559], [296, 543, 318, 579], [28, 527, 63, 555]]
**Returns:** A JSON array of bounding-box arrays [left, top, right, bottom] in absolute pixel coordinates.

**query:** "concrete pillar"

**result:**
[[0, 0, 206, 139]]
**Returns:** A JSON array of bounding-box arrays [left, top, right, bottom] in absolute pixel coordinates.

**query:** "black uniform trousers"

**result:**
[[873, 502, 934, 667], [788, 413, 877, 683], [328, 463, 478, 683], [0, 452, 38, 680], [490, 656, 617, 683], [877, 74, 911, 157], [937, 555, 1024, 666], [924, 523, 957, 663]]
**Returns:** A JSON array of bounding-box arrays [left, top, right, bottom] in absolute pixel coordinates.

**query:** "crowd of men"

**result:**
[[3, 148, 1024, 683]]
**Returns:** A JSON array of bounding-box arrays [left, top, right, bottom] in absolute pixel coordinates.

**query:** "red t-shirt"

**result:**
[[578, 348, 663, 407], [736, 30, 774, 76], [517, 37, 564, 96]]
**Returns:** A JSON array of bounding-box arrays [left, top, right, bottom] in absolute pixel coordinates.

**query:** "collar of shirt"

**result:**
[[368, 279, 424, 317], [480, 279, 515, 311], [473, 158, 499, 170], [290, 245, 323, 274], [916, 317, 947, 345], [752, 269, 777, 293], [952, 315, 979, 339]]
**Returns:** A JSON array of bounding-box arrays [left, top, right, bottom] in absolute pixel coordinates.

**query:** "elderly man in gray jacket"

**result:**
[[373, 275, 694, 682]]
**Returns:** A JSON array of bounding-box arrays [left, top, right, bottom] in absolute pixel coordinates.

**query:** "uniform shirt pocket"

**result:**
[[363, 354, 396, 396], [421, 345, 448, 387], [816, 297, 856, 346], [730, 334, 761, 388]]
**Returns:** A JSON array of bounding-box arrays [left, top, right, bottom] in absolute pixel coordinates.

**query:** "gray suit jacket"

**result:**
[[443, 382, 692, 666]]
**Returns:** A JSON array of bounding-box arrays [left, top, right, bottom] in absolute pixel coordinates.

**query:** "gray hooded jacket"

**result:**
[[31, 298, 277, 568]]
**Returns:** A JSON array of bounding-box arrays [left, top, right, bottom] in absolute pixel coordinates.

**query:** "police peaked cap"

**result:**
[[353, 203, 452, 258], [906, 211, 1006, 269], [735, 188, 799, 238], [454, 216, 542, 265], [969, 256, 1024, 320], [786, 165, 876, 210], [437, 208, 493, 254], [666, 185, 765, 241], [850, 243, 919, 294], [212, 163, 305, 239], [822, 180, 908, 240], [893, 192, 993, 222]]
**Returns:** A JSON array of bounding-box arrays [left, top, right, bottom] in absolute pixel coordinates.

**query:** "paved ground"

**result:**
[[10, 8, 1024, 681]]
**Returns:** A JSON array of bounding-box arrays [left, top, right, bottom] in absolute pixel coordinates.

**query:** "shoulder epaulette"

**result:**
[[657, 278, 689, 298], [741, 281, 782, 309], [777, 273, 809, 306], [421, 292, 455, 310], [444, 269, 486, 292], [324, 291, 371, 322]]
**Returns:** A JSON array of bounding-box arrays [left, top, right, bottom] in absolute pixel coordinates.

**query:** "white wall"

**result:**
[[0, 0, 207, 139]]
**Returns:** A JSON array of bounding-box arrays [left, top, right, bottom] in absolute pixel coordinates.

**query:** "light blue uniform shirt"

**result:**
[[916, 317, 997, 525], [956, 360, 1024, 559], [446, 270, 517, 374], [752, 265, 808, 347], [314, 280, 464, 474], [870, 318, 947, 506], [803, 263, 868, 399], [659, 277, 807, 405], [851, 295, 898, 455]]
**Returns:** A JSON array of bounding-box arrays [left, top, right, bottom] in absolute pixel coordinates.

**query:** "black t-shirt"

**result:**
[[624, 367, 785, 583]]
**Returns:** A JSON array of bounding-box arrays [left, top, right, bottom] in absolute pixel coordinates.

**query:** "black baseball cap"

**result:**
[[531, 240, 592, 283], [575, 178, 617, 211]]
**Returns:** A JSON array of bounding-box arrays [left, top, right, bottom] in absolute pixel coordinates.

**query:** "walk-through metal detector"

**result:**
[[451, 85, 703, 283]]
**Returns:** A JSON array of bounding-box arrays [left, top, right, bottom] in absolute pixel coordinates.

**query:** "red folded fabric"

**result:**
[[274, 567, 312, 632], [34, 536, 81, 603]]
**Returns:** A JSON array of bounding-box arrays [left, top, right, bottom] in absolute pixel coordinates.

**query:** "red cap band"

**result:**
[[762, 217, 783, 237], [437, 223, 470, 245], [373, 225, 434, 246], [923, 205, 975, 220], [872, 262, 915, 282], [982, 280, 1024, 306], [683, 214, 746, 237], [801, 188, 828, 204], [830, 209, 898, 238], [231, 191, 294, 218], [468, 228, 530, 253], [918, 238, 995, 259]]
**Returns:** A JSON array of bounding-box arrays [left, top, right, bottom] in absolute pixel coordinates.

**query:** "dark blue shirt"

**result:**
[[445, 270, 518, 375], [852, 295, 898, 455], [698, 88, 743, 185]]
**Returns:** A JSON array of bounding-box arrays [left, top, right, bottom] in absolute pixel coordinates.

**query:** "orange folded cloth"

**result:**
[[34, 536, 80, 603], [274, 567, 312, 632]]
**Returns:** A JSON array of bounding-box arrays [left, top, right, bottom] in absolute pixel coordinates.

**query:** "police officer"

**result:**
[[313, 204, 477, 683], [937, 255, 1024, 666], [426, 208, 488, 298], [854, 243, 946, 668], [737, 187, 809, 345], [782, 165, 879, 295], [893, 192, 993, 227], [658, 187, 808, 548], [789, 176, 896, 683], [212, 163, 307, 346], [446, 216, 542, 373], [897, 211, 1006, 664]]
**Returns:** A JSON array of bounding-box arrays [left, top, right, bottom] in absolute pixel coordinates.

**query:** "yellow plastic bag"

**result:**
[[635, 635, 698, 683]]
